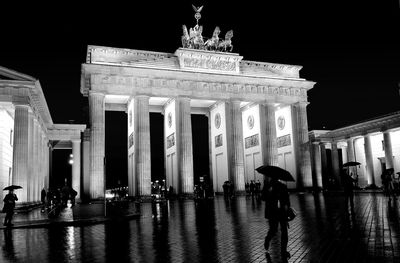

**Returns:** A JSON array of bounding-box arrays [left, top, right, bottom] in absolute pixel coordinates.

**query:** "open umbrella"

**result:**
[[343, 161, 361, 167], [255, 165, 295, 182], [3, 185, 22, 191]]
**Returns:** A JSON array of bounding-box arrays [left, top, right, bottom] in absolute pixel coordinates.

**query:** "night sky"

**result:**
[[1, 1, 399, 188]]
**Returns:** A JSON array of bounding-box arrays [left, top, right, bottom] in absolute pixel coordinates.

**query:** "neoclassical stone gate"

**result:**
[[81, 43, 316, 198]]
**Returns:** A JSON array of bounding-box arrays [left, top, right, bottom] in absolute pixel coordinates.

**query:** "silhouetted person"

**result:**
[[70, 188, 77, 207], [3, 190, 18, 226], [250, 180, 255, 197], [245, 182, 250, 196], [61, 184, 70, 207], [222, 182, 229, 199], [385, 168, 397, 202], [41, 188, 47, 212], [341, 169, 356, 214], [255, 180, 262, 199], [262, 178, 291, 263]]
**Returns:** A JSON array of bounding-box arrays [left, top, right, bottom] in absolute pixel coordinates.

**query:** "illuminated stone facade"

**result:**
[[81, 46, 316, 196]]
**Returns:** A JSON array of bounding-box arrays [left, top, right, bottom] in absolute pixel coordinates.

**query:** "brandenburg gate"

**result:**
[[80, 11, 316, 199]]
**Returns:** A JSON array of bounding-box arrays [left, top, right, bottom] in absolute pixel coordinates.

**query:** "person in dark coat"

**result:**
[[262, 178, 291, 263], [70, 188, 77, 207], [250, 180, 255, 198], [341, 169, 356, 213], [3, 190, 18, 226]]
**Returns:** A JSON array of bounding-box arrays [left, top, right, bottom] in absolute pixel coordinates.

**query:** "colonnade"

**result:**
[[12, 104, 50, 203], [313, 129, 395, 189], [86, 92, 312, 198]]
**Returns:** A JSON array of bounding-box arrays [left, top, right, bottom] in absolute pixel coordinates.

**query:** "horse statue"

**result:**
[[205, 26, 221, 51], [218, 30, 233, 52], [190, 24, 205, 49], [181, 25, 191, 48]]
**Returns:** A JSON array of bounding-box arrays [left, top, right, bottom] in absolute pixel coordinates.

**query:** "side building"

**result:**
[[310, 111, 400, 190], [0, 66, 85, 205]]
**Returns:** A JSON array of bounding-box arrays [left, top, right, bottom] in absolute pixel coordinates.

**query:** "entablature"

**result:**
[[310, 111, 400, 142], [81, 64, 314, 104]]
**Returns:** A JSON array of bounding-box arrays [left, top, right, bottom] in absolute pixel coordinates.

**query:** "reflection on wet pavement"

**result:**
[[1, 193, 399, 262]]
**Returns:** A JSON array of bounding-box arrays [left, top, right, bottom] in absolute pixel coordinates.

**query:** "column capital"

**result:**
[[71, 139, 81, 143], [12, 96, 30, 106], [88, 91, 105, 97], [134, 94, 150, 100], [293, 101, 310, 107]]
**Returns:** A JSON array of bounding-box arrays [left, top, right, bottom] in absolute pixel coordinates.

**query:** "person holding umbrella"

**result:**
[[257, 165, 293, 263], [2, 185, 20, 226]]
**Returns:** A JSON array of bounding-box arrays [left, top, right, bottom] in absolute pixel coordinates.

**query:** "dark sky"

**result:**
[[1, 1, 399, 187], [1, 1, 399, 129]]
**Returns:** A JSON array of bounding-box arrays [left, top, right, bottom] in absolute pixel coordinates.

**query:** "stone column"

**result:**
[[364, 134, 375, 186], [38, 131, 44, 201], [33, 120, 39, 202], [383, 131, 394, 169], [134, 96, 151, 197], [259, 103, 278, 166], [12, 104, 30, 202], [27, 112, 34, 202], [48, 144, 53, 190], [89, 92, 105, 199], [176, 97, 194, 195], [347, 137, 355, 162], [44, 141, 50, 190], [72, 140, 81, 199], [82, 129, 90, 200], [341, 146, 348, 165], [291, 102, 312, 189], [331, 142, 341, 185], [320, 143, 329, 189], [311, 142, 323, 189], [226, 101, 245, 192]]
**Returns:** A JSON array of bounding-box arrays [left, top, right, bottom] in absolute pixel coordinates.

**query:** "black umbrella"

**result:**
[[343, 161, 361, 167], [255, 165, 295, 182], [3, 185, 22, 191]]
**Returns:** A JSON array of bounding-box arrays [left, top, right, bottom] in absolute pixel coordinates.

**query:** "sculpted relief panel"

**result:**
[[89, 74, 308, 101]]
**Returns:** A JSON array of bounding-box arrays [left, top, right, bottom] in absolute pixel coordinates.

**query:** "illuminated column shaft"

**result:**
[[177, 97, 194, 194], [292, 102, 312, 188], [331, 142, 340, 184], [383, 131, 394, 169], [226, 101, 245, 192], [347, 138, 355, 162], [364, 134, 375, 185], [12, 105, 29, 202], [312, 142, 323, 188], [260, 103, 278, 166], [72, 140, 81, 199], [27, 112, 34, 202], [134, 96, 151, 196], [89, 92, 105, 199], [320, 143, 329, 189]]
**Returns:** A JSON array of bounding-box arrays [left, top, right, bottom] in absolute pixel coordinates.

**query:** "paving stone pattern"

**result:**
[[0, 193, 399, 262]]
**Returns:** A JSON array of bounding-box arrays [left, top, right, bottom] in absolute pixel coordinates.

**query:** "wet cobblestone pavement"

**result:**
[[0, 193, 399, 262]]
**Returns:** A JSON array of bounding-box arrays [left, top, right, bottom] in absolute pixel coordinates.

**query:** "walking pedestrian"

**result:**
[[2, 190, 18, 226], [341, 169, 356, 214], [385, 168, 397, 202], [222, 182, 229, 199], [262, 178, 291, 262], [41, 188, 47, 212], [250, 180, 255, 198]]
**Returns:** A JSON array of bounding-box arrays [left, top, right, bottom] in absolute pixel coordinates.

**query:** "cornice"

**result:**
[[313, 111, 400, 141]]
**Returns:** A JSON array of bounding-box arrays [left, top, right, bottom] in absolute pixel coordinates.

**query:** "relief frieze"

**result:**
[[91, 74, 308, 99]]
